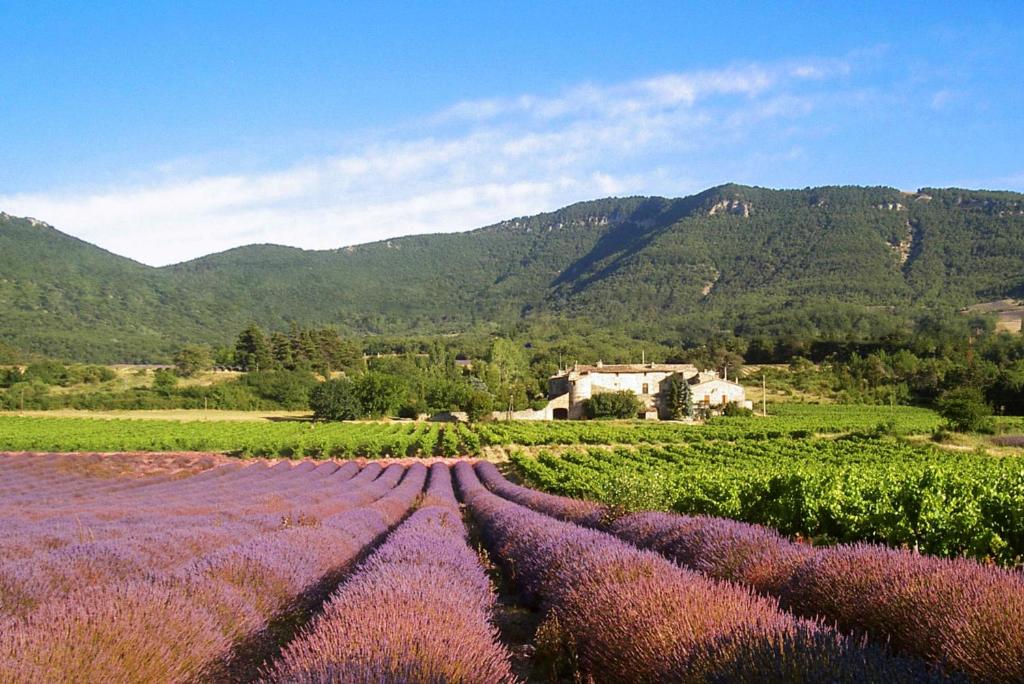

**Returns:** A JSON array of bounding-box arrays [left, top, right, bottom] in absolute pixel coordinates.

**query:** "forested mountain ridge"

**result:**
[[2, 184, 1023, 362]]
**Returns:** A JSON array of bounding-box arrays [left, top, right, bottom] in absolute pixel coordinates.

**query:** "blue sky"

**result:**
[[1, 1, 1022, 265]]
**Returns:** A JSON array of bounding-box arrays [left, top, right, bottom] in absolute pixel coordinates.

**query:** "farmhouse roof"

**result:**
[[557, 362, 698, 376], [690, 376, 745, 389]]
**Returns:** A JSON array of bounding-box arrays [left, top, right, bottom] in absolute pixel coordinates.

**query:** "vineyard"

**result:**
[[509, 439, 1024, 566], [0, 404, 946, 457], [1, 453, 1022, 682], [0, 416, 483, 458], [477, 404, 946, 445]]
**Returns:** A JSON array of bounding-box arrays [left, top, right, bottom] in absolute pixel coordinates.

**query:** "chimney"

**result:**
[[596, 360, 604, 368]]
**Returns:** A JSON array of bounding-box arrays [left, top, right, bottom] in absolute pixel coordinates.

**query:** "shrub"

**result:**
[[583, 391, 643, 419], [22, 361, 67, 386], [353, 372, 406, 418], [173, 345, 213, 378], [240, 370, 317, 409], [309, 378, 363, 421], [462, 390, 494, 423], [723, 402, 754, 417], [396, 402, 423, 419], [152, 369, 178, 396], [937, 387, 993, 433]]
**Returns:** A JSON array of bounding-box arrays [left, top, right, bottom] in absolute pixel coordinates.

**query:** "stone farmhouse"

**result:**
[[533, 361, 751, 420]]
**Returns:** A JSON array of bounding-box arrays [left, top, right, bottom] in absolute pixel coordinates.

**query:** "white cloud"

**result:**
[[0, 56, 854, 266]]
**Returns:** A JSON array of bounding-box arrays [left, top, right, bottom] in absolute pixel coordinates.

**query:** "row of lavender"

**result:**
[[477, 461, 1024, 683], [5, 452, 1016, 682], [264, 462, 516, 682], [1, 457, 363, 617], [0, 456, 428, 682], [457, 462, 948, 682]]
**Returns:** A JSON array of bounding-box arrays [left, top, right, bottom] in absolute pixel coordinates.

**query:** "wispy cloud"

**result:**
[[1, 56, 856, 266]]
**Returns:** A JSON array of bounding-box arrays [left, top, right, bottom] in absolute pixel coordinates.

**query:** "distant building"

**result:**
[[540, 361, 751, 420], [687, 374, 749, 415]]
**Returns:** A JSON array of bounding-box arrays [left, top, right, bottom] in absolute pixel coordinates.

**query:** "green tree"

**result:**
[[462, 390, 494, 422], [583, 391, 642, 419], [0, 367, 23, 388], [489, 338, 529, 385], [354, 372, 406, 418], [269, 332, 294, 369], [234, 324, 274, 372], [424, 376, 472, 413], [173, 345, 212, 377], [2, 380, 49, 410], [662, 374, 692, 419], [241, 370, 317, 409], [152, 369, 178, 396], [936, 386, 993, 432], [309, 378, 363, 421], [22, 361, 67, 386]]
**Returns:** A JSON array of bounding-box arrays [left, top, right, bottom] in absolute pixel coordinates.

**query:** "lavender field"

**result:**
[[1, 453, 1021, 682]]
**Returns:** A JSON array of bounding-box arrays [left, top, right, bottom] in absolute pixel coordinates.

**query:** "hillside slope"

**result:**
[[1, 185, 1022, 361]]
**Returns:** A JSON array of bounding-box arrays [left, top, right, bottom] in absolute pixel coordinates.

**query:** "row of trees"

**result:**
[[232, 324, 363, 375], [0, 361, 116, 388]]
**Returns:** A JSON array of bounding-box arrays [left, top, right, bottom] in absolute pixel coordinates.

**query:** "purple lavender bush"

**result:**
[[421, 461, 459, 509], [475, 460, 605, 525], [780, 543, 1024, 683], [0, 581, 234, 683], [265, 466, 516, 684], [480, 464, 1022, 682], [456, 462, 939, 682], [0, 462, 428, 682]]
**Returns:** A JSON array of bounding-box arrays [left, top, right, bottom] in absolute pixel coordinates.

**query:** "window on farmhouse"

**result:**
[[642, 383, 649, 394]]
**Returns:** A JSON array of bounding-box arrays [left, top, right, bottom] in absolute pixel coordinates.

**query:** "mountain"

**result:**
[[2, 184, 1023, 362]]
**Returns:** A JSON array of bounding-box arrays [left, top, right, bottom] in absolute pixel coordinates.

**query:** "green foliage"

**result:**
[[0, 416, 478, 458], [22, 361, 67, 385], [462, 390, 494, 423], [240, 369, 317, 409], [473, 404, 943, 446], [3, 362, 116, 388], [662, 374, 692, 419], [583, 391, 643, 419], [937, 386, 994, 432], [151, 369, 178, 395], [234, 324, 273, 372], [0, 381, 48, 410], [4, 186, 1024, 363], [173, 345, 212, 377], [0, 342, 22, 365], [511, 438, 1024, 566], [424, 376, 472, 412], [397, 402, 424, 419], [353, 372, 405, 418], [0, 367, 21, 388], [722, 401, 754, 417], [309, 378, 363, 421]]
